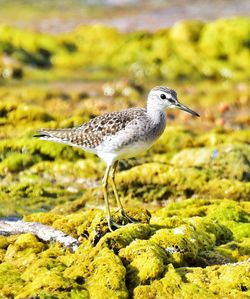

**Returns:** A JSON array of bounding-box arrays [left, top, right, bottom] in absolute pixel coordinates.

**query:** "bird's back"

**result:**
[[36, 107, 148, 151]]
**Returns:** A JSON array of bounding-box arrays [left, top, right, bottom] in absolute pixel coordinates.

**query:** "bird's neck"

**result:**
[[146, 103, 167, 125]]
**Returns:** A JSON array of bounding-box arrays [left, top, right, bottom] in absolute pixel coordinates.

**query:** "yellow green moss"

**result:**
[[0, 199, 249, 298], [134, 262, 250, 299], [0, 263, 24, 298], [150, 126, 196, 155], [119, 240, 168, 289], [8, 104, 54, 122], [171, 143, 250, 181], [0, 17, 250, 81], [206, 201, 250, 241], [117, 162, 250, 203], [96, 224, 152, 253], [85, 248, 128, 299], [0, 178, 82, 217], [0, 15, 249, 299]]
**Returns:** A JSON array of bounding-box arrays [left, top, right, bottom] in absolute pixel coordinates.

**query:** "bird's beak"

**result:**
[[176, 102, 200, 117]]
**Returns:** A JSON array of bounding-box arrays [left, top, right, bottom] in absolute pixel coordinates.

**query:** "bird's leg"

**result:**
[[102, 164, 121, 231], [110, 161, 137, 224]]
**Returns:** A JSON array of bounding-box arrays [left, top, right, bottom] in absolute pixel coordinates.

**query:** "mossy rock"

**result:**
[[119, 240, 168, 289], [133, 262, 250, 299], [206, 200, 250, 241], [171, 143, 250, 181], [84, 248, 128, 299], [1, 17, 250, 80], [199, 17, 250, 59], [0, 199, 249, 298], [150, 126, 196, 154], [0, 180, 81, 217], [116, 162, 250, 202], [0, 138, 85, 162], [8, 104, 54, 122], [0, 152, 38, 174]]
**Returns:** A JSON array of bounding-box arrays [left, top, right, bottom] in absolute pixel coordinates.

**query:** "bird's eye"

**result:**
[[160, 94, 166, 99]]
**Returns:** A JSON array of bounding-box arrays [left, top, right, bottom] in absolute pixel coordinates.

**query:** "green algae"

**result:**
[[112, 128, 250, 203], [171, 143, 250, 181], [151, 199, 249, 264], [96, 224, 152, 253], [149, 217, 233, 267], [116, 162, 250, 203], [196, 129, 250, 147], [119, 240, 168, 289], [84, 248, 128, 299], [2, 135, 249, 217], [149, 126, 196, 155], [153, 127, 250, 156], [133, 262, 250, 299], [2, 126, 249, 217], [0, 199, 249, 298], [0, 17, 250, 81], [0, 138, 85, 162], [0, 263, 24, 298], [206, 201, 250, 241], [17, 245, 88, 299], [0, 152, 38, 174], [0, 16, 249, 299], [199, 17, 250, 62], [216, 241, 250, 262], [8, 104, 54, 122], [0, 178, 82, 217]]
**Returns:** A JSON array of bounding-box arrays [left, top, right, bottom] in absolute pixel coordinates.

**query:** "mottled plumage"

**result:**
[[37, 108, 147, 150], [36, 86, 199, 231]]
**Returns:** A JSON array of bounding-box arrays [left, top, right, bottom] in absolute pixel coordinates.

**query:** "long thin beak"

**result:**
[[176, 102, 200, 117]]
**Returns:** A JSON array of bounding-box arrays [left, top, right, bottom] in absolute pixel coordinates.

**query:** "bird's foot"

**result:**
[[107, 211, 138, 231], [107, 217, 123, 231], [120, 209, 138, 224]]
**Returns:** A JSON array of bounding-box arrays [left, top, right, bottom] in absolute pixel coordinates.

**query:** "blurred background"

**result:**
[[0, 2, 250, 298], [0, 0, 250, 32], [0, 0, 249, 215]]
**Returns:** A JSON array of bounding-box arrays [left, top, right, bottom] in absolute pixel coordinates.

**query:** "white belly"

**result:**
[[97, 140, 153, 165]]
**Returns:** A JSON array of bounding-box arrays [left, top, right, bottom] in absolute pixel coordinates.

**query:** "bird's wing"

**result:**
[[35, 108, 146, 149]]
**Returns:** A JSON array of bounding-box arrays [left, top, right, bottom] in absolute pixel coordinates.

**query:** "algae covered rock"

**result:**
[[119, 240, 168, 289], [0, 25, 60, 68], [198, 16, 250, 79], [8, 104, 54, 122], [134, 262, 250, 299], [171, 143, 250, 181], [207, 200, 250, 241], [0, 199, 249, 298], [0, 152, 37, 174], [85, 248, 128, 299], [0, 17, 249, 80], [199, 17, 250, 62], [0, 14, 249, 299], [117, 161, 250, 202]]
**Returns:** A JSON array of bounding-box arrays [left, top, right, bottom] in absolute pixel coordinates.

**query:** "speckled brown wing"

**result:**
[[36, 108, 147, 149]]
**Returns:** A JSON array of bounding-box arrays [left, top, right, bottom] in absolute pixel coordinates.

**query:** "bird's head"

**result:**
[[148, 86, 199, 117]]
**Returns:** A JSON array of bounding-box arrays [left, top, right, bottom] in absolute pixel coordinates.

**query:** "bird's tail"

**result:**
[[34, 129, 74, 145]]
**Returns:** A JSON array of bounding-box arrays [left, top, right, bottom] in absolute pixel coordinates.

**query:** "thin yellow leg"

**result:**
[[102, 164, 112, 228], [110, 161, 123, 210], [102, 164, 122, 231], [110, 161, 137, 224]]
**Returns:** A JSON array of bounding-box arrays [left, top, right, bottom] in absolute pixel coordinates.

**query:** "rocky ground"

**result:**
[[0, 16, 249, 299], [0, 78, 249, 298]]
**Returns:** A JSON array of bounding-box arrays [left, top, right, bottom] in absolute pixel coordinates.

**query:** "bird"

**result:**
[[35, 86, 199, 231]]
